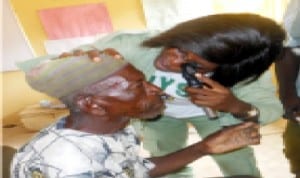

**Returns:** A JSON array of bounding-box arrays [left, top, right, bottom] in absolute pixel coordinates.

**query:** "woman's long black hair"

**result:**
[[142, 13, 286, 87]]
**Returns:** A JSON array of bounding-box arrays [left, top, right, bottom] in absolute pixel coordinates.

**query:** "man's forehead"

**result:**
[[83, 76, 129, 94]]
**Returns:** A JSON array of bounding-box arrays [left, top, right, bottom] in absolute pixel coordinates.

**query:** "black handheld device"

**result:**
[[181, 63, 203, 88], [181, 62, 218, 119]]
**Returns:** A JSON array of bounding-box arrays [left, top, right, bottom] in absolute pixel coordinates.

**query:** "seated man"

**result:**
[[11, 49, 260, 178]]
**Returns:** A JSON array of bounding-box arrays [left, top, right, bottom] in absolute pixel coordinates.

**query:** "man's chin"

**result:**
[[146, 114, 163, 121], [139, 105, 165, 120]]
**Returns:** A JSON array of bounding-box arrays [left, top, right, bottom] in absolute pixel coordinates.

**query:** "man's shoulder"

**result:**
[[13, 128, 109, 162]]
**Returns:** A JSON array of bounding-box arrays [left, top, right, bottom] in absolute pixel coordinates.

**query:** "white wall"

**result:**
[[2, 0, 34, 71]]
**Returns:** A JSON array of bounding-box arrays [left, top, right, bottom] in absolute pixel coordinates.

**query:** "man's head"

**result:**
[[72, 64, 166, 120], [21, 49, 165, 120], [143, 13, 286, 87]]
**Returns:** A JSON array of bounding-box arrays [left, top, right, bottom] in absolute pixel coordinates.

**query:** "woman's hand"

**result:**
[[57, 48, 122, 62], [185, 73, 251, 114]]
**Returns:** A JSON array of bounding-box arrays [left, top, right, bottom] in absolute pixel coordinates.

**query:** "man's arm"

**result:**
[[275, 47, 300, 120], [147, 122, 260, 177]]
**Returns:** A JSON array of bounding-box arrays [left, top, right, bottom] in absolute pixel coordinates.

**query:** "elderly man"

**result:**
[[11, 49, 260, 178]]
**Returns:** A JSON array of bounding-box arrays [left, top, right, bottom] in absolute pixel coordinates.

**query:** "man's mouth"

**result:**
[[160, 93, 175, 101]]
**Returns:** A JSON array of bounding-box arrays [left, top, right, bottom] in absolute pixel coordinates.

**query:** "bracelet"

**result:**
[[232, 105, 260, 122]]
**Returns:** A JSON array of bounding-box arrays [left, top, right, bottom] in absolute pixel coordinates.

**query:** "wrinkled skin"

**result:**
[[59, 49, 166, 120], [93, 64, 166, 120], [148, 121, 260, 177], [200, 122, 260, 154], [63, 49, 166, 134]]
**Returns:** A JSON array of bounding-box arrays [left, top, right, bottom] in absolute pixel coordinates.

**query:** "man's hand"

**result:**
[[148, 122, 260, 177], [200, 122, 260, 154]]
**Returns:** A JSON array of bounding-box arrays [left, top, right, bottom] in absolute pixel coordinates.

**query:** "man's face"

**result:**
[[91, 64, 165, 119], [154, 48, 218, 74]]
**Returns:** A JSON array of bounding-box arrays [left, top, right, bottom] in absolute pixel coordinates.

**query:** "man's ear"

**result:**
[[75, 95, 107, 116]]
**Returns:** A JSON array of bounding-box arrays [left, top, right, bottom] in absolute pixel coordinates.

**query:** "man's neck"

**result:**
[[64, 113, 130, 134]]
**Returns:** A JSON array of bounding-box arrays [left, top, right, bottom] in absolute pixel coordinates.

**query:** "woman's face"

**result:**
[[154, 48, 218, 74]]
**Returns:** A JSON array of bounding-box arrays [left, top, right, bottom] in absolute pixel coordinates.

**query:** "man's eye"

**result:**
[[136, 82, 144, 88], [129, 82, 142, 89]]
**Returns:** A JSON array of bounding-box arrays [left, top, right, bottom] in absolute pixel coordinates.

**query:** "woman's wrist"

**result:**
[[232, 104, 260, 123]]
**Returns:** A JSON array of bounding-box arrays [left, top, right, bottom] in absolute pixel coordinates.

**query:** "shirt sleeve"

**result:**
[[133, 157, 155, 178], [219, 70, 284, 126], [283, 0, 300, 47]]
